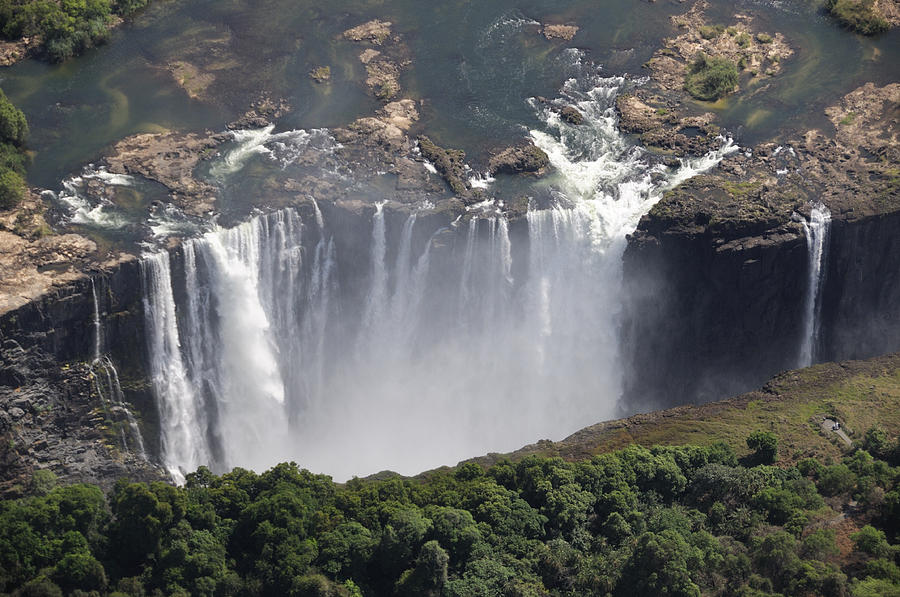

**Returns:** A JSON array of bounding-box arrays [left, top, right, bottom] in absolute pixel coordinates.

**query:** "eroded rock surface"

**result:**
[[0, 342, 165, 497], [104, 131, 227, 216], [0, 192, 128, 316], [488, 142, 550, 176]]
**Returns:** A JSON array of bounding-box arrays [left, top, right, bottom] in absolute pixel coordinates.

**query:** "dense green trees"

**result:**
[[1, 433, 898, 596], [0, 0, 148, 62]]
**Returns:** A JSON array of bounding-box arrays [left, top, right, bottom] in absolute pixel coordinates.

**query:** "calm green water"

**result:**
[[0, 0, 896, 189]]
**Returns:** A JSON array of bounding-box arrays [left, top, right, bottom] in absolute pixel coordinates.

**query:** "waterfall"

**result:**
[[141, 253, 211, 483], [89, 278, 147, 460], [139, 69, 737, 481], [90, 278, 102, 363], [798, 202, 832, 368]]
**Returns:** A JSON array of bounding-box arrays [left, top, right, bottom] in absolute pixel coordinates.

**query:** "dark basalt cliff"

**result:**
[[622, 206, 900, 412], [819, 212, 900, 363]]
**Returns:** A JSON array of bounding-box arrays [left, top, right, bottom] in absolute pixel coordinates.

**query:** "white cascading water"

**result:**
[[798, 202, 831, 368], [141, 253, 211, 483], [141, 67, 737, 481], [89, 278, 147, 460]]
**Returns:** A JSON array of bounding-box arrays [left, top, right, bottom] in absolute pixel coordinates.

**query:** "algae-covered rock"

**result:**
[[417, 136, 468, 196], [488, 142, 550, 176]]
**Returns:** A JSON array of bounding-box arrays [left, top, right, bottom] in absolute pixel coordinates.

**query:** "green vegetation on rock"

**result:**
[[684, 53, 739, 101], [1, 433, 898, 596], [0, 89, 28, 210], [0, 0, 149, 62], [824, 0, 890, 35]]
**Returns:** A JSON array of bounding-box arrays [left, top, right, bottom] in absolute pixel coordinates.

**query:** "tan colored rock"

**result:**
[[0, 38, 36, 66], [104, 131, 224, 216], [0, 192, 119, 315], [359, 48, 381, 64], [378, 99, 419, 132], [543, 24, 579, 41], [343, 20, 392, 44], [875, 0, 900, 26]]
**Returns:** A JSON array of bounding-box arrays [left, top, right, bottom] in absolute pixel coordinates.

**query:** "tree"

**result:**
[[616, 530, 702, 597], [745, 431, 778, 465], [851, 525, 892, 559], [396, 541, 449, 597], [0, 89, 27, 146], [861, 427, 891, 460], [0, 167, 25, 209]]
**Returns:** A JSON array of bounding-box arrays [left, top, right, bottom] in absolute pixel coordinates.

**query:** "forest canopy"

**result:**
[[0, 0, 149, 62], [1, 432, 899, 597]]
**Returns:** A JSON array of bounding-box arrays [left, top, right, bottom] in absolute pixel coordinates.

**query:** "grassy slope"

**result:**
[[465, 352, 900, 469]]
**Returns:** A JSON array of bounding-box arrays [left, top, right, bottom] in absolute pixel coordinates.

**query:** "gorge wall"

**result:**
[[622, 207, 900, 413]]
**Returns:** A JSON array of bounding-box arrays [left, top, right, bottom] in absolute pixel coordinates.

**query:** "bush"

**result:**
[[861, 427, 891, 459], [684, 53, 739, 101], [0, 168, 25, 209], [746, 431, 779, 465], [113, 0, 148, 16], [0, 89, 28, 147], [699, 25, 724, 40], [818, 464, 857, 497], [825, 0, 890, 35]]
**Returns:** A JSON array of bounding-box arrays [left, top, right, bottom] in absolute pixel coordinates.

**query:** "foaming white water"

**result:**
[[798, 202, 831, 367], [52, 165, 134, 228], [141, 65, 736, 481], [210, 126, 339, 178], [210, 126, 275, 178]]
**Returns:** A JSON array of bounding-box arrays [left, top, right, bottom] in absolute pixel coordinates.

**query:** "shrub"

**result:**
[[818, 464, 857, 497], [684, 53, 739, 101], [699, 25, 725, 40], [0, 89, 28, 146], [0, 168, 25, 209], [861, 427, 891, 459], [825, 0, 889, 35], [746, 431, 779, 465], [851, 525, 892, 558], [756, 33, 773, 44], [113, 0, 148, 16]]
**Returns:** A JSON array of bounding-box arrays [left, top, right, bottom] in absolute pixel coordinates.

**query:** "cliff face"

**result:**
[[622, 222, 806, 411], [622, 206, 900, 413], [819, 211, 900, 363]]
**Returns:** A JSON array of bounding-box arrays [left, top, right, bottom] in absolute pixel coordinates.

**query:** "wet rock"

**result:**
[[559, 106, 584, 125], [0, 344, 166, 496], [417, 136, 469, 196], [167, 61, 216, 100], [104, 131, 225, 216], [488, 142, 550, 176]]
